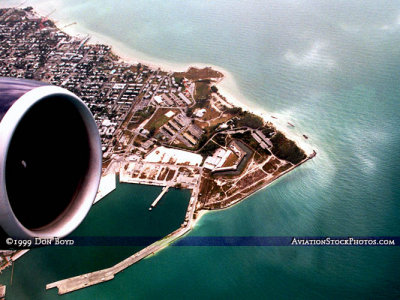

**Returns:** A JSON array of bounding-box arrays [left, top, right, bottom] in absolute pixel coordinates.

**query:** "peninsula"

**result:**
[[0, 7, 316, 294]]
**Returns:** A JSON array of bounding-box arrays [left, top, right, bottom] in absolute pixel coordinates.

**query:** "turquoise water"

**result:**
[[0, 182, 190, 299], [1, 0, 400, 298]]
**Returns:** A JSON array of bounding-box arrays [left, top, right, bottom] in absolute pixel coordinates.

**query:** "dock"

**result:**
[[46, 235, 181, 295], [149, 186, 169, 210], [46, 186, 200, 295]]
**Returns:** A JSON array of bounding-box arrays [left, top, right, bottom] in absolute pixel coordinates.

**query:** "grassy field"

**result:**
[[202, 107, 220, 121], [144, 108, 180, 131], [195, 81, 211, 101]]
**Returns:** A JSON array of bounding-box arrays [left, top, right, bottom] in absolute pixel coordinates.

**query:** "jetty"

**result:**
[[149, 186, 169, 211], [46, 188, 199, 295]]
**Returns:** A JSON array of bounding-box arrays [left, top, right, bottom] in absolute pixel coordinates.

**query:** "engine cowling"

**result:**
[[0, 77, 101, 239]]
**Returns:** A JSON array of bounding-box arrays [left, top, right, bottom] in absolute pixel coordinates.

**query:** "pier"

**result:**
[[149, 186, 169, 210], [46, 189, 199, 295], [46, 230, 188, 294]]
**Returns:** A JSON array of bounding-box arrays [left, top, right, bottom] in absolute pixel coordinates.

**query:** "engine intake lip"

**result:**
[[0, 85, 102, 239]]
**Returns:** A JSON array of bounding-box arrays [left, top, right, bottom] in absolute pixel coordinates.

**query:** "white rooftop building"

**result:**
[[154, 95, 163, 104], [165, 110, 175, 118], [144, 146, 203, 166], [195, 108, 206, 118]]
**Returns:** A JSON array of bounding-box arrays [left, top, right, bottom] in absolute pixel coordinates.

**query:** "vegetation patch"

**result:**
[[236, 169, 266, 190], [202, 107, 220, 121], [262, 158, 280, 173], [276, 163, 292, 174], [213, 133, 227, 146], [261, 124, 275, 137], [174, 67, 223, 81], [194, 80, 211, 101], [199, 140, 220, 158], [270, 131, 306, 164], [235, 111, 264, 129]]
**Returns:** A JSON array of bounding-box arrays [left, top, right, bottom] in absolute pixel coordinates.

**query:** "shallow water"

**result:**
[[0, 1, 399, 298]]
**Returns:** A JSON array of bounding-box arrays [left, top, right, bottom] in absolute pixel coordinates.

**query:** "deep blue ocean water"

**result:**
[[0, 0, 400, 299]]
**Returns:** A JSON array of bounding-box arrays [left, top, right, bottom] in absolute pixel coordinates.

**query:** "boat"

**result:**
[[287, 122, 295, 127], [303, 134, 308, 139], [271, 116, 277, 119]]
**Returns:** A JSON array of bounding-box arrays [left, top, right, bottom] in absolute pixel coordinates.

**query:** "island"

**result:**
[[0, 7, 316, 295]]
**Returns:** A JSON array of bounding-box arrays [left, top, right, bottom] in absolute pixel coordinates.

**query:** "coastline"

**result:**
[[1, 3, 398, 300], [23, 3, 314, 156], [83, 22, 315, 155], [203, 154, 313, 211], [0, 2, 316, 240], [44, 152, 314, 295], [23, 2, 316, 230], [0, 5, 318, 295]]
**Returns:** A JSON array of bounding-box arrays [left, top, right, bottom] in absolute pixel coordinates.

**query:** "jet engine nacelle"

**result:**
[[0, 78, 101, 239]]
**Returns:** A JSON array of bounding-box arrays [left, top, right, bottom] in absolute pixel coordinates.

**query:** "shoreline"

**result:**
[[45, 153, 315, 295], [1, 1, 316, 240], [80, 23, 315, 155], [21, 3, 315, 156], [0, 5, 317, 294], [203, 155, 313, 212], [23, 1, 315, 220]]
